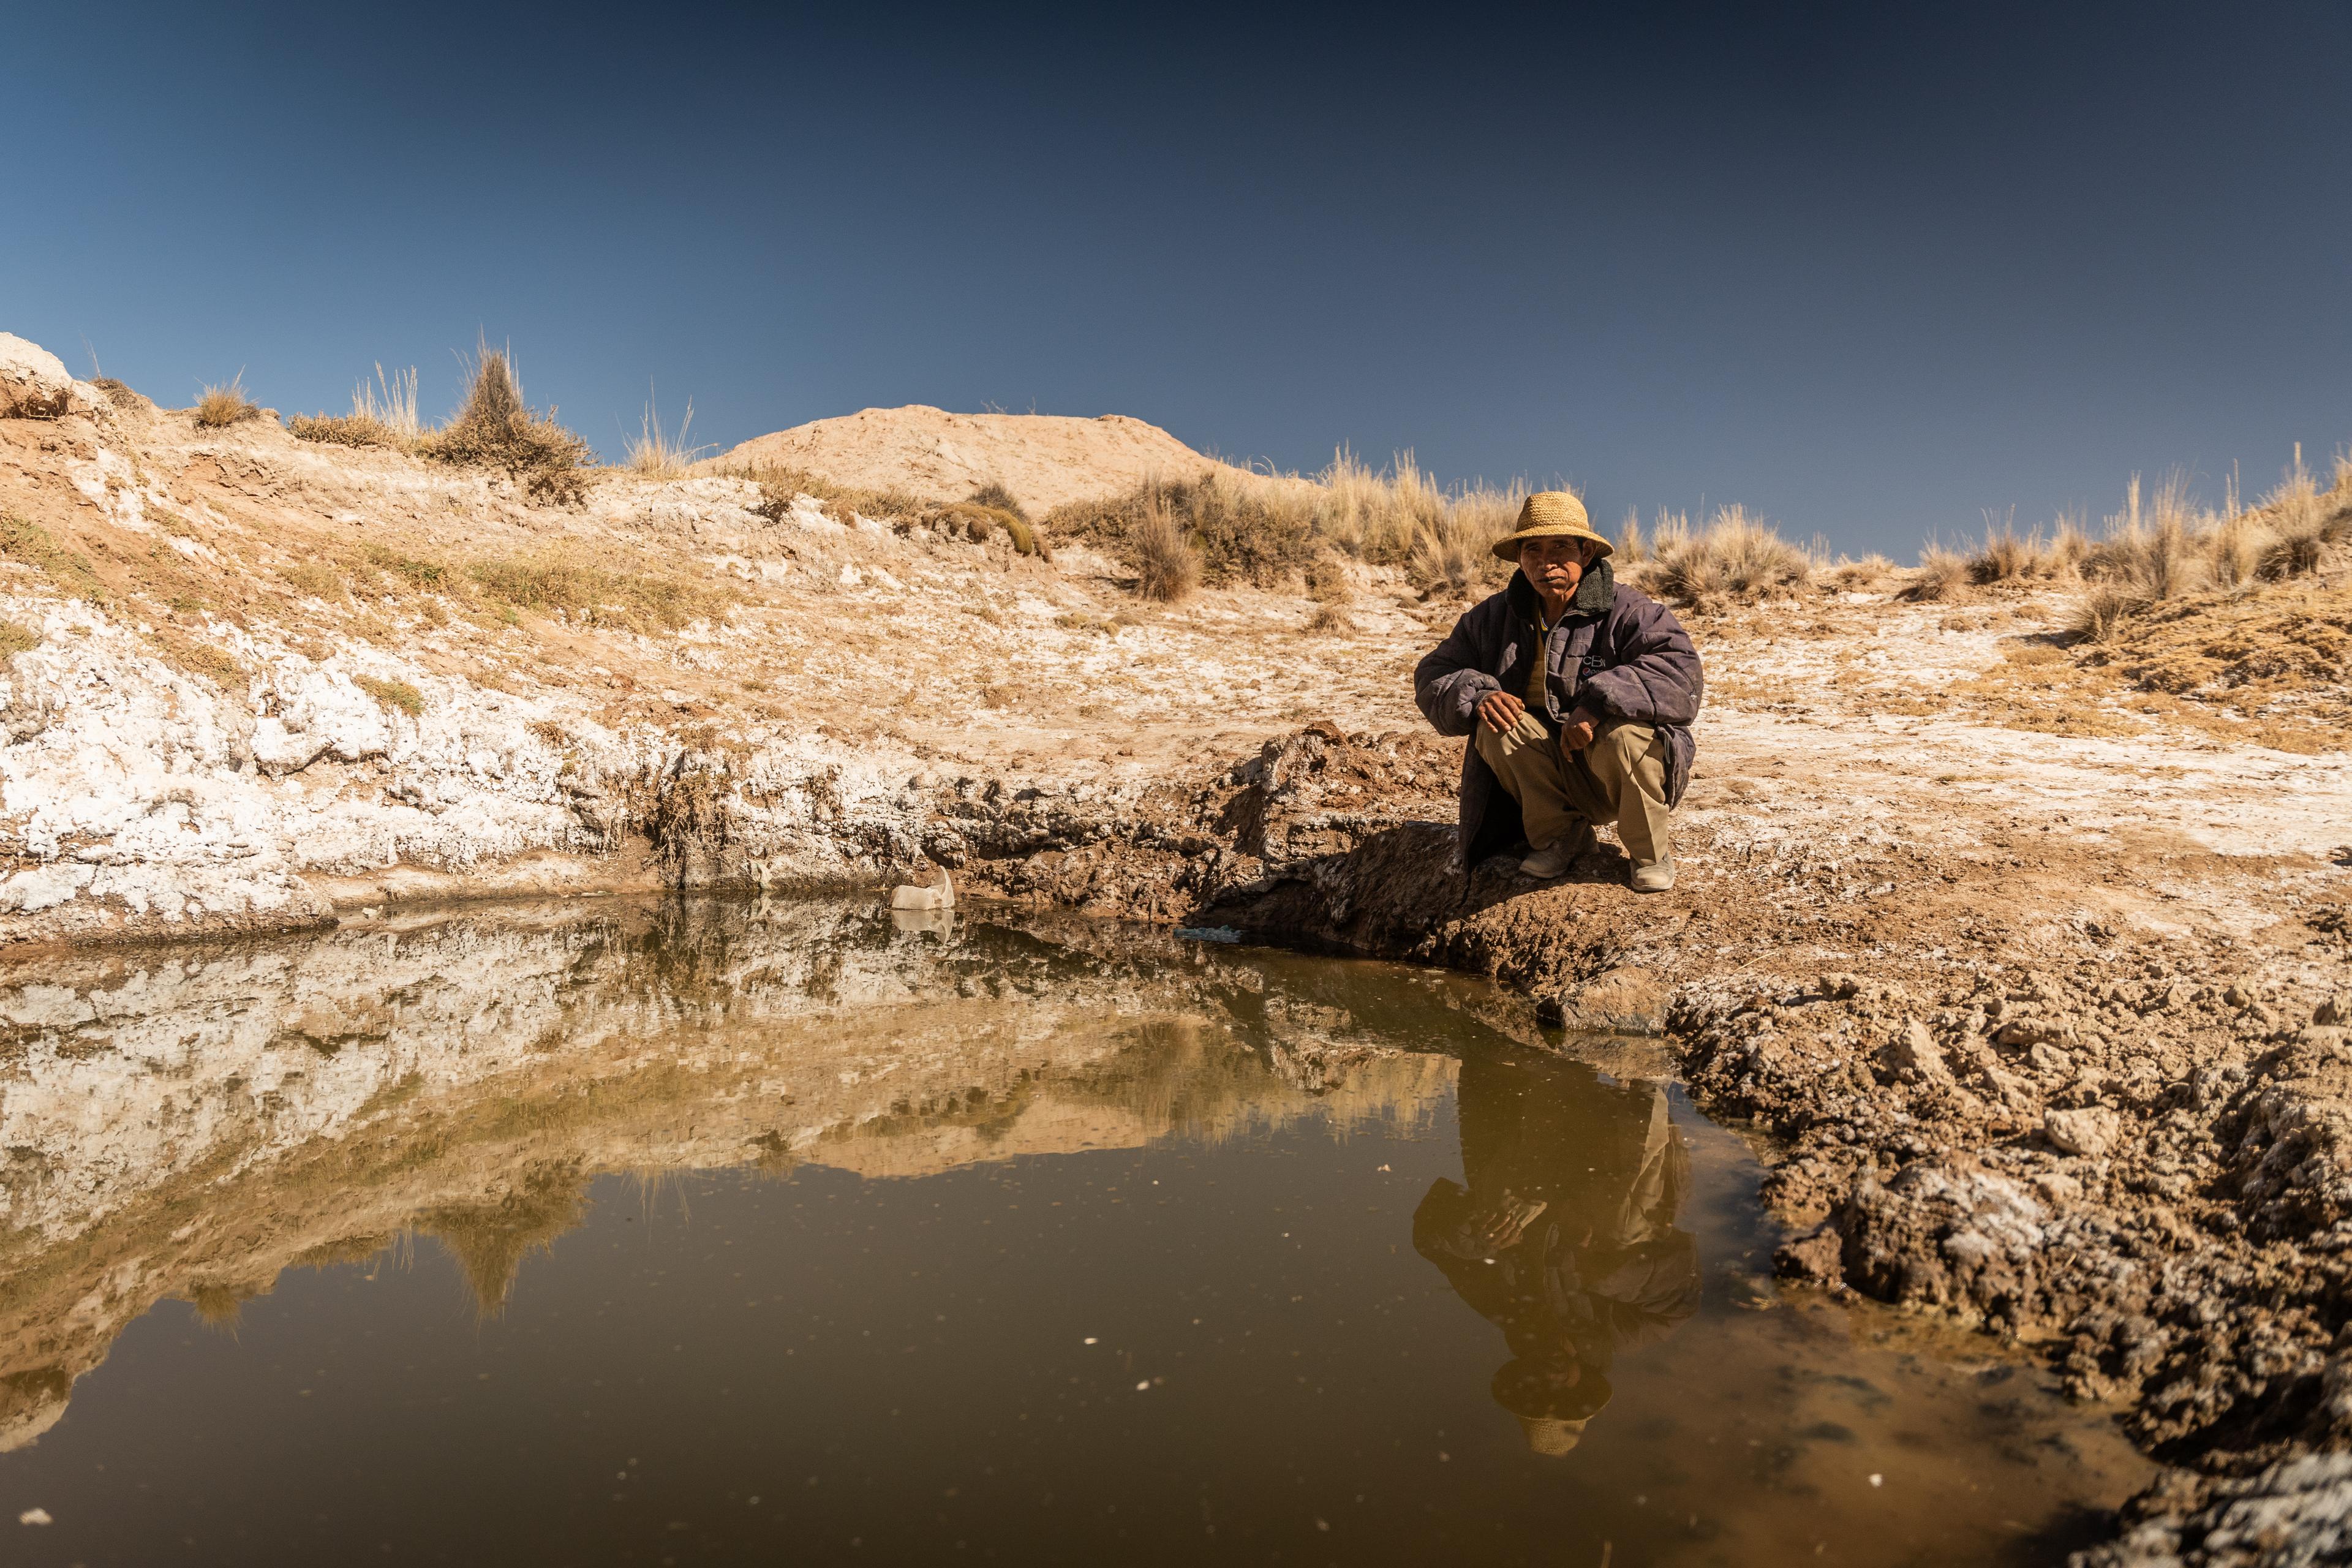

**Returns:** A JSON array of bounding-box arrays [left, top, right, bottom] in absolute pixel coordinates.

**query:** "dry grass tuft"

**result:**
[[1641, 505, 1814, 606], [1825, 553, 1896, 592], [1318, 450, 1524, 592], [91, 377, 148, 412], [1128, 497, 1200, 601], [288, 410, 395, 448], [0, 620, 39, 660], [1966, 511, 2083, 585], [1406, 510, 1497, 599], [418, 346, 592, 504], [289, 366, 422, 450], [1050, 469, 1311, 590], [1050, 451, 1525, 598], [734, 464, 930, 531], [356, 364, 420, 442], [193, 372, 260, 429], [623, 389, 710, 478], [1969, 573, 2352, 750], [1614, 511, 1649, 565], [354, 674, 426, 715], [1902, 543, 1972, 603], [2073, 476, 2212, 641]]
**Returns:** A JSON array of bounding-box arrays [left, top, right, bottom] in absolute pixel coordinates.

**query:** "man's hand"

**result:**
[[1477, 690, 1525, 734], [1558, 707, 1604, 752], [1472, 1191, 1548, 1253]]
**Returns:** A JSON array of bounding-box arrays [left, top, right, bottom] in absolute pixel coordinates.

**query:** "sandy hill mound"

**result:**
[[718, 405, 1218, 513]]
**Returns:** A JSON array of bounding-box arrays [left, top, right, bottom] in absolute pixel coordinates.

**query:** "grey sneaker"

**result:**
[[1520, 823, 1595, 880], [1520, 843, 1576, 879], [1629, 854, 1676, 892]]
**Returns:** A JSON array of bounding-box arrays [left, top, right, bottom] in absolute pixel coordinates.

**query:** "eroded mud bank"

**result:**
[[8, 671, 2348, 1561]]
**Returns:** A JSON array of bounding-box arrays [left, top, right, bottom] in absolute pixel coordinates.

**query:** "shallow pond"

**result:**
[[0, 897, 2149, 1565]]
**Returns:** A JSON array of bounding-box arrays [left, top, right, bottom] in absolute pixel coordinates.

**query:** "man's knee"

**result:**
[[1586, 723, 1668, 803], [1597, 721, 1653, 763]]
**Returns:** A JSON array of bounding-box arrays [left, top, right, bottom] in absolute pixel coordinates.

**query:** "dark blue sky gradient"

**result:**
[[5, 2, 2347, 554]]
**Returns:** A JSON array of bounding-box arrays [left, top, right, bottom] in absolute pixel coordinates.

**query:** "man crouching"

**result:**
[[1414, 492, 1703, 892]]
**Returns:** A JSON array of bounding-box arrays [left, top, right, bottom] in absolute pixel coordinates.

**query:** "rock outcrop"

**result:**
[[0, 334, 105, 421]]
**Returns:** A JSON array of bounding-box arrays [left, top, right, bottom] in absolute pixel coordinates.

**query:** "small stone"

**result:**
[[1881, 1019, 1952, 1085], [2027, 1042, 2075, 1077], [2318, 996, 2346, 1027], [1773, 1223, 1844, 1284], [2045, 1106, 2121, 1159]]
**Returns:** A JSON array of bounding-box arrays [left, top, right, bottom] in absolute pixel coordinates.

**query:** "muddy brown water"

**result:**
[[0, 897, 2150, 1566]]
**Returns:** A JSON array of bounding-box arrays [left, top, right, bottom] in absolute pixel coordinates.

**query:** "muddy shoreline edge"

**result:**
[[12, 719, 2347, 1564]]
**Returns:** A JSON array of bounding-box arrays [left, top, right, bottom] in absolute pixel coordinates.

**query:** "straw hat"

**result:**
[[1490, 491, 1613, 563], [1517, 1415, 1593, 1458]]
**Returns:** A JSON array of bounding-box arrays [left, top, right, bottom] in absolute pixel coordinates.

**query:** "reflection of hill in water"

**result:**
[[0, 897, 1496, 1454]]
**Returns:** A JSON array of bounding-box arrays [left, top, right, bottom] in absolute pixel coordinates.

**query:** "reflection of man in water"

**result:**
[[1414, 1051, 1700, 1457]]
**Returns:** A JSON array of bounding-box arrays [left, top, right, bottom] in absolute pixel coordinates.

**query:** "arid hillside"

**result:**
[[716, 404, 1223, 511]]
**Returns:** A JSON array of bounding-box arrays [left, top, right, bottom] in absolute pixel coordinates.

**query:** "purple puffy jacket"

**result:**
[[1413, 560, 1703, 866]]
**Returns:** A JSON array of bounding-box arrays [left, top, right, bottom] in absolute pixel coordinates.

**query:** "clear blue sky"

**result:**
[[5, 2, 2346, 556]]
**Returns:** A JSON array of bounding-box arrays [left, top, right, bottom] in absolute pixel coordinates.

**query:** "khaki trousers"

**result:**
[[1473, 710, 1673, 862]]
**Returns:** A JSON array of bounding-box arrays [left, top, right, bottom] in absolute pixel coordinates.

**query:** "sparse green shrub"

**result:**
[[355, 674, 426, 715], [282, 560, 347, 601], [176, 641, 244, 684], [194, 372, 260, 429], [0, 515, 108, 601], [933, 501, 1048, 559], [970, 480, 1026, 516], [467, 554, 719, 631], [0, 619, 38, 660], [967, 483, 1050, 557], [361, 543, 449, 591], [417, 347, 592, 505]]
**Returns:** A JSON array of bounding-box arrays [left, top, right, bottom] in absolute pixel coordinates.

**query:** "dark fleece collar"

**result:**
[[1505, 557, 1616, 620]]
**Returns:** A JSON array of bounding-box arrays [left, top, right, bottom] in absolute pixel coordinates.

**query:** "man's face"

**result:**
[[1518, 535, 1593, 600]]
